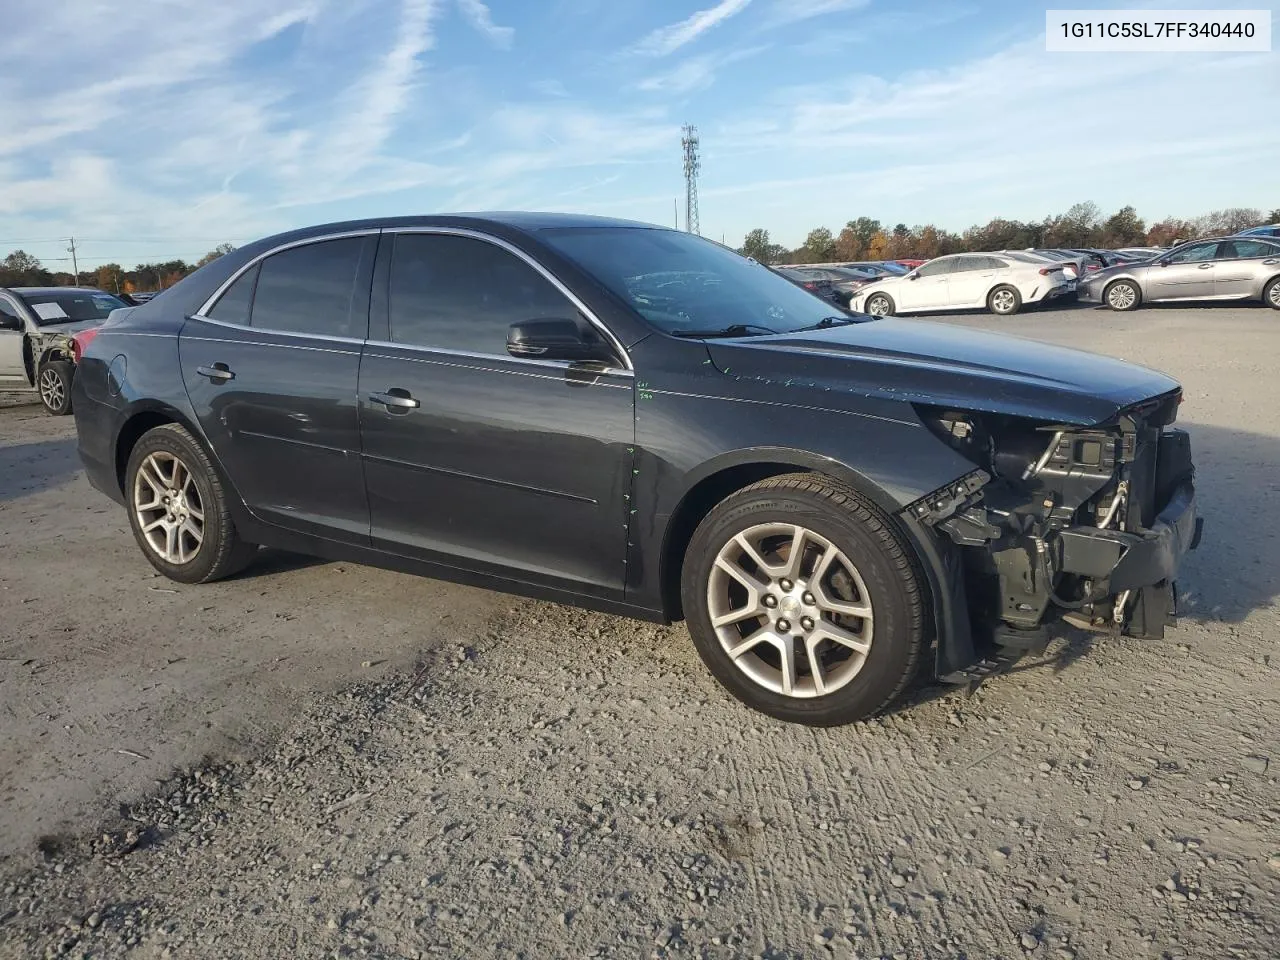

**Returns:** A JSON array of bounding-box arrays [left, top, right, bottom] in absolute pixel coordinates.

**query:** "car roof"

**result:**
[[10, 286, 113, 295], [270, 212, 662, 238]]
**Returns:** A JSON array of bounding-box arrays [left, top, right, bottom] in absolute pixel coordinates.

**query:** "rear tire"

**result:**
[[125, 424, 257, 584], [1105, 279, 1141, 311], [864, 293, 894, 317], [680, 473, 927, 726], [1264, 276, 1280, 310], [38, 361, 74, 416], [987, 285, 1021, 316]]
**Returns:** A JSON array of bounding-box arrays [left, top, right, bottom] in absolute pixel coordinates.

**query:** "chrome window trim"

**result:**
[[195, 229, 381, 318], [186, 311, 367, 347], [181, 334, 361, 358], [387, 226, 634, 372], [362, 338, 633, 378], [362, 348, 631, 389]]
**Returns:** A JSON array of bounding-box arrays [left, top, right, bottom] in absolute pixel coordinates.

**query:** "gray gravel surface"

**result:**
[[1, 304, 1278, 959]]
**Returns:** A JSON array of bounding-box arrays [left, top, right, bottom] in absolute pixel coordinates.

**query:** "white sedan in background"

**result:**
[[848, 253, 1074, 317]]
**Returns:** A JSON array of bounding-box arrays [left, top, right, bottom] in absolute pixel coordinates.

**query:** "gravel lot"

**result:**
[[1, 303, 1277, 959]]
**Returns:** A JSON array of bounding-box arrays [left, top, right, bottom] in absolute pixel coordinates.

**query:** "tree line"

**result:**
[[739, 203, 1280, 264], [0, 243, 236, 293]]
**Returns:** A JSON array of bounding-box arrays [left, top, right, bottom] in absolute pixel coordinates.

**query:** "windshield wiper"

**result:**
[[797, 315, 860, 331], [669, 323, 777, 339]]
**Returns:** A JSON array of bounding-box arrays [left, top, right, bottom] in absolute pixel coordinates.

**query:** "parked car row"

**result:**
[[827, 226, 1280, 317]]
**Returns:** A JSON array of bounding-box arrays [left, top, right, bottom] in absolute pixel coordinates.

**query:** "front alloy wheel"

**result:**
[[1106, 280, 1140, 311], [707, 522, 873, 697], [680, 473, 927, 726], [865, 294, 893, 317], [38, 361, 74, 416]]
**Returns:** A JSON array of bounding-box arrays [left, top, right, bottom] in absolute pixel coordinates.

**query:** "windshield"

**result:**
[[540, 228, 852, 335], [23, 291, 127, 326]]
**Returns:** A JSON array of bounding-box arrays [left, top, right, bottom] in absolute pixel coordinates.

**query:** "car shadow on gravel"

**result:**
[[0, 438, 81, 503]]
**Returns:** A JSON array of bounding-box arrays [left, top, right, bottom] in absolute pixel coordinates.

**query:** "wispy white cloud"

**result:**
[[456, 0, 514, 48], [632, 0, 753, 57], [763, 0, 870, 26], [637, 45, 768, 94]]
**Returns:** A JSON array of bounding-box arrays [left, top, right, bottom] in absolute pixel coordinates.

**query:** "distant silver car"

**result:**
[[1078, 237, 1280, 311]]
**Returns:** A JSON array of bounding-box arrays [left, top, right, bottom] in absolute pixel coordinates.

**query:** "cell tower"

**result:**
[[681, 123, 701, 236]]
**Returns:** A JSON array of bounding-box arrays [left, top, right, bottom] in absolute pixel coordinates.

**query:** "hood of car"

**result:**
[[703, 317, 1180, 425], [34, 318, 103, 337], [1084, 261, 1150, 283]]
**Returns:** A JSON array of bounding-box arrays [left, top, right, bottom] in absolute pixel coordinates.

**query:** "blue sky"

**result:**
[[0, 0, 1276, 270]]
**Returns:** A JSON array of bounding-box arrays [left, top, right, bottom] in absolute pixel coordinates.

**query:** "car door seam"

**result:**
[[361, 451, 598, 503]]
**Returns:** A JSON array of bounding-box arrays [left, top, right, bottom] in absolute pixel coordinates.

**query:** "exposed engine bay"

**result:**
[[906, 388, 1203, 670]]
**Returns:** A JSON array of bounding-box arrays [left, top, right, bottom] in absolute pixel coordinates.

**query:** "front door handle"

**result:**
[[1263, 259, 1278, 265], [1197, 263, 1214, 269], [369, 389, 420, 410], [196, 363, 234, 382]]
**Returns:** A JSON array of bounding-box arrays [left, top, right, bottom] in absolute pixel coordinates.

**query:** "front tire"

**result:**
[[987, 285, 1021, 316], [1105, 279, 1141, 311], [864, 293, 894, 317], [38, 361, 74, 416], [125, 424, 256, 584], [680, 474, 927, 726], [1264, 276, 1280, 310]]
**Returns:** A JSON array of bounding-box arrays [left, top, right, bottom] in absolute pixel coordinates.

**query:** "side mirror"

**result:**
[[0, 313, 22, 332], [507, 318, 616, 365], [907, 272, 920, 280]]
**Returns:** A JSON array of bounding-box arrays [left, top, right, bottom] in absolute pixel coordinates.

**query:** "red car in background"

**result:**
[[895, 259, 926, 269]]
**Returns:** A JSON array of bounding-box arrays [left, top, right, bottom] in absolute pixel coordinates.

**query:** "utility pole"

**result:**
[[673, 197, 678, 230], [681, 124, 700, 236], [66, 238, 79, 284]]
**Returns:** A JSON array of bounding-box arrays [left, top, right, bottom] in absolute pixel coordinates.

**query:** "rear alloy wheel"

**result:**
[[681, 474, 926, 726], [865, 293, 894, 317], [1105, 279, 1141, 311], [987, 285, 1022, 316], [126, 424, 256, 584], [1265, 277, 1280, 310], [38, 361, 74, 416]]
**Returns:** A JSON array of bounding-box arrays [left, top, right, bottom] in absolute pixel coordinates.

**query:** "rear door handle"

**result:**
[[1197, 263, 1214, 269], [196, 363, 234, 382], [1264, 259, 1279, 265], [369, 390, 420, 410]]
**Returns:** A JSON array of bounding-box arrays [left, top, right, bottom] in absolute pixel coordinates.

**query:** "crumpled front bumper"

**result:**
[[1055, 480, 1202, 593]]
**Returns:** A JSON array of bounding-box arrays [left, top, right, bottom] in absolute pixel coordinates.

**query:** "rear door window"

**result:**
[[208, 264, 259, 326], [250, 237, 369, 338], [1219, 240, 1279, 260]]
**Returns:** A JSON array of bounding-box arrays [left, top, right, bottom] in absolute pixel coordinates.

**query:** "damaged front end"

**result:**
[[906, 389, 1203, 681]]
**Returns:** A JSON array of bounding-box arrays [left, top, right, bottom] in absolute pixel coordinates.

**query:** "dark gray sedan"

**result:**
[[1078, 237, 1280, 311]]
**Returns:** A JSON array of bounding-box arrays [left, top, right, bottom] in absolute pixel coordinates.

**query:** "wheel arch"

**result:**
[[113, 401, 206, 495], [657, 447, 907, 623]]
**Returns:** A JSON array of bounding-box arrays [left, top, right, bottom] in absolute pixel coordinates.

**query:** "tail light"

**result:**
[[1086, 263, 1100, 271], [803, 281, 817, 289], [71, 328, 100, 363], [1037, 266, 1059, 275]]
